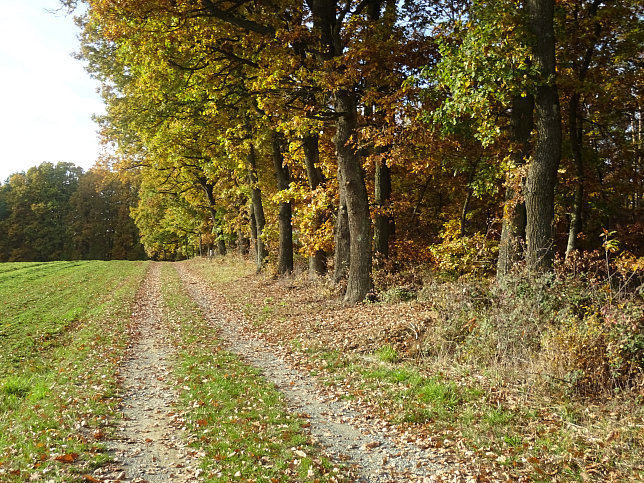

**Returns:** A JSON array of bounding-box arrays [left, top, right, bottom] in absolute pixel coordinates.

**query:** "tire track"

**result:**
[[174, 262, 450, 482], [92, 263, 202, 482]]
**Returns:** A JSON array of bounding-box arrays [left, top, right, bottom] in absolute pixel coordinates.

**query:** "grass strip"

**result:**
[[184, 257, 644, 482], [159, 263, 349, 482]]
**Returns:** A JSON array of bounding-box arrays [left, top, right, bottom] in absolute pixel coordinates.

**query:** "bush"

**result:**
[[380, 286, 416, 303], [428, 220, 497, 278], [544, 302, 643, 395], [416, 262, 643, 396]]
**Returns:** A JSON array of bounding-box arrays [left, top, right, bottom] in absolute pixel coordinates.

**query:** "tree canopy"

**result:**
[[53, 0, 642, 298], [0, 163, 145, 262]]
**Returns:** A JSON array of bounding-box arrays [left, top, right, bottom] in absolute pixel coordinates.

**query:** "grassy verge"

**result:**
[[183, 256, 644, 482], [312, 349, 643, 481], [0, 260, 149, 481], [158, 263, 349, 481]]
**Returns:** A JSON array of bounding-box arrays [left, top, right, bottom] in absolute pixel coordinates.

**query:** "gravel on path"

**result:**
[[93, 263, 203, 483]]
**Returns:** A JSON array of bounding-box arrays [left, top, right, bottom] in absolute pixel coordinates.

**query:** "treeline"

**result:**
[[0, 162, 145, 262], [65, 0, 642, 301]]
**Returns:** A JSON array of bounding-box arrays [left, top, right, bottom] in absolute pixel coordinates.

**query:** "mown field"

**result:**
[[0, 261, 149, 480]]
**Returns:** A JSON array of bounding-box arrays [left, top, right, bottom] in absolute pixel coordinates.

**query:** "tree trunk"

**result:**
[[303, 134, 325, 189], [525, 0, 562, 272], [197, 176, 227, 256], [302, 134, 328, 276], [460, 189, 473, 238], [247, 144, 267, 271], [249, 210, 257, 257], [373, 159, 391, 259], [237, 229, 250, 256], [217, 236, 227, 256], [566, 92, 584, 257], [497, 94, 533, 277], [367, 0, 391, 262], [335, 90, 372, 302], [334, 167, 350, 283], [309, 0, 373, 301], [459, 157, 480, 238], [271, 131, 293, 274], [565, 4, 600, 257]]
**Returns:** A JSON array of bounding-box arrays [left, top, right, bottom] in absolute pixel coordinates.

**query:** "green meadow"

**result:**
[[0, 261, 149, 480]]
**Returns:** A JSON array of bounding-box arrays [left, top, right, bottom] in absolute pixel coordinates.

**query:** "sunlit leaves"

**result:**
[[428, 0, 536, 147]]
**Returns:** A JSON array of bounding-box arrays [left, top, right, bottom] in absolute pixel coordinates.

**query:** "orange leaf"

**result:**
[[55, 453, 79, 463]]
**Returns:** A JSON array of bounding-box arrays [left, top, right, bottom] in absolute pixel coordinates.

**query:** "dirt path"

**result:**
[[90, 262, 456, 482], [93, 263, 202, 482], [175, 263, 453, 482]]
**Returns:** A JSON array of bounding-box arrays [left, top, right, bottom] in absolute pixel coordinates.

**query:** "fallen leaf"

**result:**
[[55, 453, 79, 463]]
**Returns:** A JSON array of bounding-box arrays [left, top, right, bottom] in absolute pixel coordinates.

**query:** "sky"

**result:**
[[0, 0, 105, 183]]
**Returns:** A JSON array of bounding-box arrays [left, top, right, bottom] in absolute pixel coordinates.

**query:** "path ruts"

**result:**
[[93, 263, 202, 482]]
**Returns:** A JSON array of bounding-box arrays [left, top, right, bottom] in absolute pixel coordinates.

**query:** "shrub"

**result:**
[[428, 220, 497, 278], [416, 262, 643, 396], [380, 286, 416, 303]]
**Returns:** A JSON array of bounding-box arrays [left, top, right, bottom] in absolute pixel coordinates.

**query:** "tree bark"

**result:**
[[302, 134, 328, 276], [373, 159, 391, 258], [271, 131, 294, 274], [497, 94, 533, 277], [217, 237, 227, 256], [247, 144, 268, 271], [249, 210, 257, 257], [566, 92, 584, 257], [525, 0, 562, 272], [335, 89, 372, 302], [334, 167, 350, 283], [459, 157, 480, 238], [196, 177, 227, 257], [237, 229, 250, 256]]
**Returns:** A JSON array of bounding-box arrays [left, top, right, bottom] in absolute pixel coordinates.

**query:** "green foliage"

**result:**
[[63, 0, 643, 288], [427, 0, 536, 146], [429, 220, 498, 278], [0, 163, 144, 262]]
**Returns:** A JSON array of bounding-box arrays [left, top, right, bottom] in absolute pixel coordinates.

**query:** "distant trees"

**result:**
[[0, 162, 145, 262]]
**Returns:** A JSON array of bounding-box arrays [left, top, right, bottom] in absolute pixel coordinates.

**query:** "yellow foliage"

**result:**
[[429, 220, 497, 277]]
